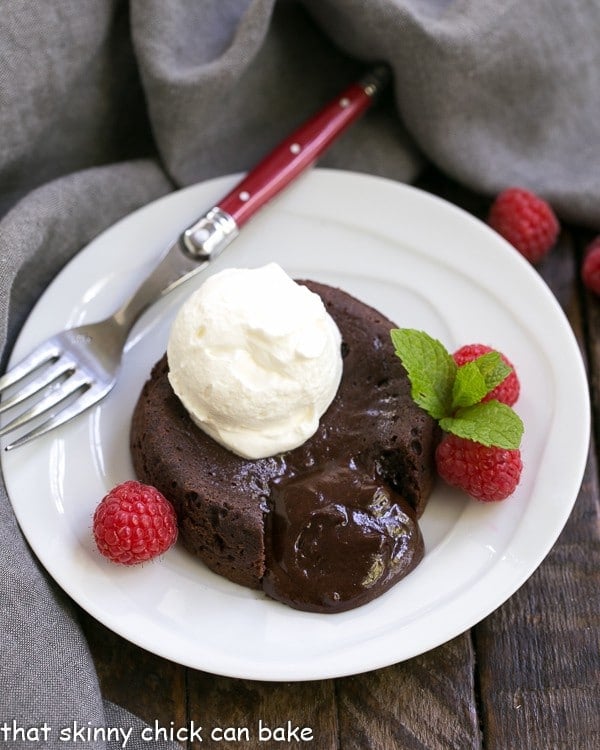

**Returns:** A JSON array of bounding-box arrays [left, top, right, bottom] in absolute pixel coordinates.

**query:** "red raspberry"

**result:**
[[453, 343, 520, 406], [488, 187, 559, 263], [436, 433, 522, 502], [581, 235, 600, 295], [93, 480, 178, 565]]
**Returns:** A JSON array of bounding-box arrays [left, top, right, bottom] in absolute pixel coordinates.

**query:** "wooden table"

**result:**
[[78, 168, 600, 749]]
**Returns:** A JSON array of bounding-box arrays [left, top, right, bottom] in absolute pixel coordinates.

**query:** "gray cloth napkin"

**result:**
[[1, 0, 598, 747]]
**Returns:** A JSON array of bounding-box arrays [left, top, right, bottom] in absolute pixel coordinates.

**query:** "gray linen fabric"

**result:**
[[1, 0, 598, 746]]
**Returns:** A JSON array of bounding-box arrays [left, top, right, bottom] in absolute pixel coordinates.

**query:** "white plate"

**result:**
[[1, 169, 590, 681]]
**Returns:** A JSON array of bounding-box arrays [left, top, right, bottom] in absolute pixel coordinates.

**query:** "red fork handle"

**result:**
[[220, 65, 390, 227], [181, 65, 391, 260]]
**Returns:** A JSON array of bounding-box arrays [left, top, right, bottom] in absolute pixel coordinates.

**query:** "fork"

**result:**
[[0, 65, 390, 450]]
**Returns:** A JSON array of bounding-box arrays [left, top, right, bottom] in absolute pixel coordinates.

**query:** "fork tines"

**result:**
[[0, 341, 94, 450]]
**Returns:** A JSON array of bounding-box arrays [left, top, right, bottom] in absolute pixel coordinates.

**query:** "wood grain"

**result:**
[[336, 635, 480, 749], [186, 673, 337, 749]]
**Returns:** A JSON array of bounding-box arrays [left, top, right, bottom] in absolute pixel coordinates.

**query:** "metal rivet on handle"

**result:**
[[239, 191, 250, 202]]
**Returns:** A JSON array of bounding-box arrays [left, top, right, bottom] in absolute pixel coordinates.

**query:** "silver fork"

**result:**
[[0, 66, 390, 451]]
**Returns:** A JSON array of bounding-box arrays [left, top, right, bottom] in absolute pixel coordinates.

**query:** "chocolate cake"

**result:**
[[130, 281, 437, 612]]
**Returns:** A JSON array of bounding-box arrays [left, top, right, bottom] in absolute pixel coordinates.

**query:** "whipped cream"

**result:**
[[167, 263, 343, 459]]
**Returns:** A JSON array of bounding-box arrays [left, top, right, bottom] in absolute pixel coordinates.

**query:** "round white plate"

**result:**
[[1, 169, 590, 681]]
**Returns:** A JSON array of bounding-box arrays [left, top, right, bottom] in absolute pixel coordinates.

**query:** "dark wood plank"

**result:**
[[185, 672, 337, 749], [336, 635, 481, 750]]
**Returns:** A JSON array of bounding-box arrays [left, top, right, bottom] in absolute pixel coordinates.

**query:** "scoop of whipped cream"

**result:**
[[167, 263, 343, 459]]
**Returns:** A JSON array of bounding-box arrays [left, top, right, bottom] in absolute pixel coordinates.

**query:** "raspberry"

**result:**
[[93, 480, 178, 565], [488, 187, 559, 263], [436, 433, 522, 502], [581, 235, 600, 295], [453, 343, 520, 406]]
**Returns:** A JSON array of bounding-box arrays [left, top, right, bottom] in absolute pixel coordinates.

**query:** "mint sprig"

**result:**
[[390, 329, 523, 450], [389, 328, 456, 419]]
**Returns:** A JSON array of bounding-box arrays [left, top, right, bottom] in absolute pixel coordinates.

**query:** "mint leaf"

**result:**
[[473, 351, 512, 395], [390, 329, 456, 420], [439, 400, 524, 449], [451, 351, 512, 409], [451, 361, 489, 409]]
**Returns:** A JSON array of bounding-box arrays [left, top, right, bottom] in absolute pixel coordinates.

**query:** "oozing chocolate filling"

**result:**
[[263, 461, 422, 613]]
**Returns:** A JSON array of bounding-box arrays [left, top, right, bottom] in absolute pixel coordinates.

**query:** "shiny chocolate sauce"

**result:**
[[262, 460, 423, 614]]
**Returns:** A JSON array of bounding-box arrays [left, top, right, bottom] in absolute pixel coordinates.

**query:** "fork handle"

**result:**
[[180, 64, 390, 261]]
